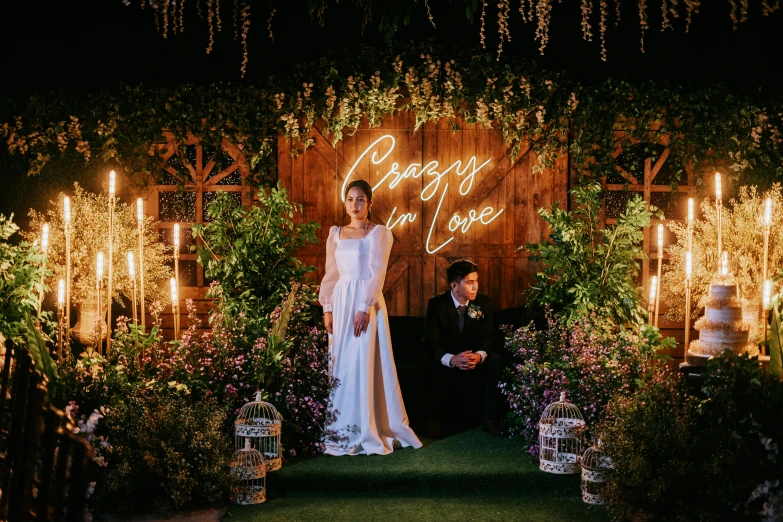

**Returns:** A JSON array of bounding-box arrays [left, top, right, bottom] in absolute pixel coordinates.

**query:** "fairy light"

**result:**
[[127, 251, 135, 277], [649, 276, 658, 305], [765, 197, 773, 226], [109, 170, 116, 197], [686, 251, 692, 280], [764, 280, 772, 310], [174, 223, 180, 249]]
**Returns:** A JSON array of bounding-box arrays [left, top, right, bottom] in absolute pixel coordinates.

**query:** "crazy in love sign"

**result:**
[[340, 134, 505, 254]]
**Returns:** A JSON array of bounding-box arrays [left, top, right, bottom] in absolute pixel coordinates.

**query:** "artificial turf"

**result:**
[[228, 428, 611, 522]]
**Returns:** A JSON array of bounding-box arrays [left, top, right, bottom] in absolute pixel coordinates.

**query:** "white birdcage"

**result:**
[[235, 391, 282, 472], [581, 441, 613, 505], [538, 391, 586, 474], [230, 438, 267, 505]]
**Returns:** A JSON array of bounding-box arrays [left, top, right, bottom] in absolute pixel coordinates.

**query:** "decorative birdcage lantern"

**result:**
[[581, 440, 613, 505], [230, 438, 267, 505], [538, 391, 586, 474], [235, 391, 282, 472]]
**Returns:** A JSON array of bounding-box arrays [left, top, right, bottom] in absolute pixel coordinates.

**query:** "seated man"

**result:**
[[424, 259, 504, 437]]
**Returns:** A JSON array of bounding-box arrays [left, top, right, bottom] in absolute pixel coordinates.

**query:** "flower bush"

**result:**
[[499, 308, 671, 456], [601, 352, 783, 521]]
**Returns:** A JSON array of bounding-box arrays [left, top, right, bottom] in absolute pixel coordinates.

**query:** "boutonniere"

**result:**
[[467, 304, 484, 320]]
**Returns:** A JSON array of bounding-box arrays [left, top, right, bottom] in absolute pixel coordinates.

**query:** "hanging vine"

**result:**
[[123, 0, 783, 73]]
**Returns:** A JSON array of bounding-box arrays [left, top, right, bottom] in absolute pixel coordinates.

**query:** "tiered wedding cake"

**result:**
[[686, 273, 758, 365]]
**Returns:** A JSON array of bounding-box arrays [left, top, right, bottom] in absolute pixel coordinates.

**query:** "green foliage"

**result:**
[[526, 181, 656, 325], [191, 184, 318, 340], [24, 313, 57, 382], [0, 214, 49, 343], [602, 352, 783, 521], [99, 392, 231, 513]]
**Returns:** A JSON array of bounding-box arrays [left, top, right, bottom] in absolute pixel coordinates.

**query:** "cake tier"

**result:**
[[709, 283, 738, 300], [699, 294, 745, 312], [686, 340, 759, 366], [698, 328, 750, 346], [705, 306, 743, 323]]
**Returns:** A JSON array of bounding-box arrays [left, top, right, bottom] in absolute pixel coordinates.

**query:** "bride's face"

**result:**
[[345, 187, 372, 220]]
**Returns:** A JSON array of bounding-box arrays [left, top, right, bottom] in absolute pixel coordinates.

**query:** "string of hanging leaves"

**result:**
[[125, 0, 782, 74]]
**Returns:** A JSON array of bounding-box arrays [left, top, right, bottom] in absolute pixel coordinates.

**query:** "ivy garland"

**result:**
[[1, 45, 782, 193]]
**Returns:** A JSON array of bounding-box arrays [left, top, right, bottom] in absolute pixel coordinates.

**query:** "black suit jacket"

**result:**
[[424, 291, 494, 363]]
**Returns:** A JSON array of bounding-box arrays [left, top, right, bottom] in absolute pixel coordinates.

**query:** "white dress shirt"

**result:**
[[440, 291, 488, 367]]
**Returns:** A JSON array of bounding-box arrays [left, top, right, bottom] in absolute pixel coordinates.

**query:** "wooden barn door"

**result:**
[[279, 114, 569, 317]]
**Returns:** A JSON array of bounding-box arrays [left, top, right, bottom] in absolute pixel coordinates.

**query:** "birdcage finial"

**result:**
[[255, 390, 262, 402], [559, 391, 567, 403], [245, 437, 252, 450]]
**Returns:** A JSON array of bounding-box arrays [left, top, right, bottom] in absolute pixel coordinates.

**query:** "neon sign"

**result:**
[[340, 135, 504, 254]]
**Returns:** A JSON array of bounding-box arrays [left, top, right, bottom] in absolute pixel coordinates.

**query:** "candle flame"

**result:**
[[97, 252, 104, 280], [41, 224, 49, 254], [649, 276, 658, 303], [57, 279, 65, 307], [721, 251, 728, 276], [686, 251, 692, 279], [765, 197, 772, 226], [63, 196, 71, 224], [109, 170, 116, 196], [137, 198, 143, 224], [715, 172, 722, 201], [170, 277, 178, 303], [764, 280, 772, 309], [127, 251, 135, 277]]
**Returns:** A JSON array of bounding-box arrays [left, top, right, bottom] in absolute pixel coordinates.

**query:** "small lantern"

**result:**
[[538, 391, 585, 474], [235, 391, 282, 472], [230, 438, 266, 505], [581, 441, 613, 505]]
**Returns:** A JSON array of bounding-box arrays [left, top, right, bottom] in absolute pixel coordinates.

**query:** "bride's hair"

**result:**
[[344, 180, 373, 228]]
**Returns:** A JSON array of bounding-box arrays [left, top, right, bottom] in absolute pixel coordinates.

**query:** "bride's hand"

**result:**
[[324, 312, 333, 334], [354, 311, 369, 337]]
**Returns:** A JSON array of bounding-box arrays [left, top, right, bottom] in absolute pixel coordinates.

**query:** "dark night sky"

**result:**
[[1, 1, 783, 97]]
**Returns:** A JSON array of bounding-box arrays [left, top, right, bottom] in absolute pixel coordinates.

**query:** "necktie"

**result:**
[[458, 304, 467, 333]]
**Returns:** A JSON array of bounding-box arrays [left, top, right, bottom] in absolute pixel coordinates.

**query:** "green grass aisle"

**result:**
[[228, 429, 610, 522]]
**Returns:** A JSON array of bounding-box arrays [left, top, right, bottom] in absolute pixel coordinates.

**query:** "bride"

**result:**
[[319, 179, 422, 455]]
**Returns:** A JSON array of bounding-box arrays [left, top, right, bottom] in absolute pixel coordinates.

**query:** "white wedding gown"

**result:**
[[319, 225, 422, 455]]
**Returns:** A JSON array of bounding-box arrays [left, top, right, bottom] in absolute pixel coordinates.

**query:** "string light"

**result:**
[[64, 196, 71, 224], [170, 277, 177, 302], [127, 251, 135, 277], [137, 198, 144, 224], [686, 251, 692, 280], [174, 223, 180, 249], [657, 223, 663, 253]]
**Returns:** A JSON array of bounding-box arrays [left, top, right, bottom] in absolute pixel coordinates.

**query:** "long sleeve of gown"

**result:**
[[318, 226, 340, 313], [358, 226, 393, 313]]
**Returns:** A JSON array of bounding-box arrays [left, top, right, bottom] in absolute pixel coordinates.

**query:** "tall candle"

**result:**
[[716, 173, 722, 272], [64, 196, 72, 343], [137, 198, 146, 330], [765, 197, 772, 226]]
